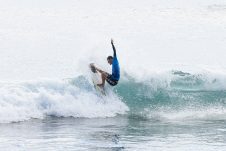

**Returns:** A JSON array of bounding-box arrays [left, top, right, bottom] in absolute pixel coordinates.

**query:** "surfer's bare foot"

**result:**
[[97, 84, 104, 87]]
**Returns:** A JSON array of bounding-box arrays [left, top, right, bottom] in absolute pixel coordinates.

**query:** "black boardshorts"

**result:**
[[106, 74, 118, 86]]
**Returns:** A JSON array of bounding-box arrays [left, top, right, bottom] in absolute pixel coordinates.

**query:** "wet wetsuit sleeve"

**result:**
[[112, 43, 116, 57]]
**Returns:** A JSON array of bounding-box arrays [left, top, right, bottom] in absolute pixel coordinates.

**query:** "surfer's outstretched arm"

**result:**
[[111, 39, 116, 57]]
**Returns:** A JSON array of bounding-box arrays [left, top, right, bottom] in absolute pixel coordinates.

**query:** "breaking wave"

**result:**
[[1, 69, 226, 123]]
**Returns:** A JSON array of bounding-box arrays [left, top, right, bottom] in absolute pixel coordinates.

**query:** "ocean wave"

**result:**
[[116, 70, 226, 120], [1, 69, 226, 123], [0, 77, 128, 123]]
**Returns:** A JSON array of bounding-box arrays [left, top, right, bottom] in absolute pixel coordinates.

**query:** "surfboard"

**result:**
[[89, 63, 106, 96]]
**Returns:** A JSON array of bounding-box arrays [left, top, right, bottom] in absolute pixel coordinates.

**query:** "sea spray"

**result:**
[[0, 78, 128, 123]]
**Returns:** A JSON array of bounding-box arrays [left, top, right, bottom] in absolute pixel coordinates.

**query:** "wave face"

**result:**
[[116, 70, 226, 120], [1, 70, 226, 123]]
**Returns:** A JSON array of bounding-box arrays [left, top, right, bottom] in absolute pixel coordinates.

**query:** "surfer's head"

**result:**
[[107, 56, 113, 65]]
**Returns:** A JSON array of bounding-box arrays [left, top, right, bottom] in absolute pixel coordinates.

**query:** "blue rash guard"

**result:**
[[112, 57, 120, 81], [111, 43, 120, 81]]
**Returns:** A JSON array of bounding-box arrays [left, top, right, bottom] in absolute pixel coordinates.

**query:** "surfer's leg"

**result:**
[[97, 72, 109, 87], [95, 67, 105, 74]]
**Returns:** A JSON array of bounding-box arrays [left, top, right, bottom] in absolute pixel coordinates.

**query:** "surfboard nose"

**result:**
[[90, 63, 97, 73]]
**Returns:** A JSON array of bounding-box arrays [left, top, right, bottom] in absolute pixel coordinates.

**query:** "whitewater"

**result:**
[[1, 0, 226, 150]]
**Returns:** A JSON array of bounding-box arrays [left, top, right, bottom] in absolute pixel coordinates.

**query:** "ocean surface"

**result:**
[[1, 73, 226, 151], [1, 0, 226, 150]]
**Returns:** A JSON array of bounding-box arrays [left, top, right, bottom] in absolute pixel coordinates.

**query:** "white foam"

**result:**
[[148, 105, 226, 121], [0, 79, 129, 123]]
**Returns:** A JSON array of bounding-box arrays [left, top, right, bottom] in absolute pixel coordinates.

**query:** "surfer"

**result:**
[[92, 39, 120, 87]]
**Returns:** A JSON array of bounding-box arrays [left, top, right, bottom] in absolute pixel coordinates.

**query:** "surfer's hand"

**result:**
[[111, 39, 114, 45]]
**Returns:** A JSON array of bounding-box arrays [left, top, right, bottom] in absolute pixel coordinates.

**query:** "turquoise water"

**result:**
[[1, 72, 226, 150]]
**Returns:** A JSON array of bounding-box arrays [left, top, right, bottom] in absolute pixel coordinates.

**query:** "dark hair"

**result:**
[[107, 56, 113, 60]]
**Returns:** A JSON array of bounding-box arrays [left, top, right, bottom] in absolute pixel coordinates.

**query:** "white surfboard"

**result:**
[[89, 63, 106, 96]]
